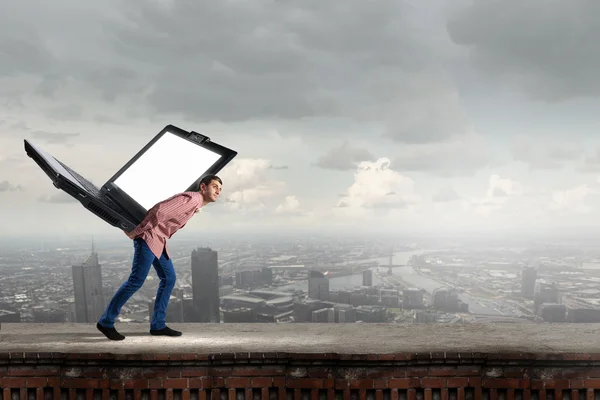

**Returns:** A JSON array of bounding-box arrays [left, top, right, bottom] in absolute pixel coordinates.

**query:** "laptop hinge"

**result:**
[[190, 131, 210, 144]]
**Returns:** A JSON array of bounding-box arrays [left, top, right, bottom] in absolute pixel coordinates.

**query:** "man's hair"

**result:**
[[199, 174, 222, 189]]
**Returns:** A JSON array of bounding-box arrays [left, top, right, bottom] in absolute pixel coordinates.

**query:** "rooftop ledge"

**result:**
[[1, 322, 600, 356], [3, 323, 600, 395]]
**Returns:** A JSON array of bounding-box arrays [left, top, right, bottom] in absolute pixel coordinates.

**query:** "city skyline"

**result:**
[[1, 1, 600, 238]]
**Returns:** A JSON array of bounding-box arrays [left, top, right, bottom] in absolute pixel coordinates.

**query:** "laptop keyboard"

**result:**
[[56, 160, 123, 211]]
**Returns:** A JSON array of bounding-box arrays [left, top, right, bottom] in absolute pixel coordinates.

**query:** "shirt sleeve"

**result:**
[[130, 192, 202, 237]]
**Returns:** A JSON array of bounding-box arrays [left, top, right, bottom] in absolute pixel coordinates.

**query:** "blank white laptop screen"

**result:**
[[113, 131, 221, 210]]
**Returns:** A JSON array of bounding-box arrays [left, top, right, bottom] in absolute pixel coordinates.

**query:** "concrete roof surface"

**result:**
[[1, 322, 599, 354]]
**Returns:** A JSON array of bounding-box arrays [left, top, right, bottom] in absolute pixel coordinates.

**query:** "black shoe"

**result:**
[[150, 326, 182, 336], [96, 322, 125, 341]]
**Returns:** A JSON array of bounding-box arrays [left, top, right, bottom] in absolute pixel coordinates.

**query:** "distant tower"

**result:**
[[308, 270, 329, 301], [388, 247, 393, 275], [363, 269, 373, 286], [72, 239, 105, 323], [521, 266, 537, 299], [191, 247, 220, 322]]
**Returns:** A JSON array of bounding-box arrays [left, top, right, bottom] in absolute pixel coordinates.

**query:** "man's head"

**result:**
[[199, 175, 222, 204]]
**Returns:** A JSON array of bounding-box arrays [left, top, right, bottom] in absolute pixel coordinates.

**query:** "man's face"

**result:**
[[201, 179, 222, 202]]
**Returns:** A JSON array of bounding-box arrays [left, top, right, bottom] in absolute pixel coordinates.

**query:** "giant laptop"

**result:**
[[24, 125, 237, 231]]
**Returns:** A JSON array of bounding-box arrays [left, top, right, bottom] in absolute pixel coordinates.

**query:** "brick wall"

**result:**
[[2, 351, 600, 400]]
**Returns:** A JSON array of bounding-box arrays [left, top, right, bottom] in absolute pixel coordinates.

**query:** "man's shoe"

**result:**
[[96, 322, 125, 341], [150, 326, 182, 336]]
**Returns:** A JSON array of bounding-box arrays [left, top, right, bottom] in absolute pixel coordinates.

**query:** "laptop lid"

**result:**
[[102, 125, 237, 223], [24, 139, 88, 191]]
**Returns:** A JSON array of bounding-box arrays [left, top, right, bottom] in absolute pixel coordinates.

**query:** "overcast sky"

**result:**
[[1, 0, 600, 240]]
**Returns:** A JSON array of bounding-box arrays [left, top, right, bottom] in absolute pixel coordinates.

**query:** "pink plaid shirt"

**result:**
[[130, 191, 203, 259]]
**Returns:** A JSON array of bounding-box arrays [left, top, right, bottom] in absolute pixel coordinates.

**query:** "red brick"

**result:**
[[80, 368, 106, 379], [188, 378, 210, 389], [389, 378, 419, 389], [429, 368, 462, 377], [447, 378, 469, 388], [364, 368, 399, 379], [394, 353, 415, 361], [208, 367, 233, 376], [25, 377, 47, 387], [243, 366, 285, 376], [165, 368, 182, 378], [335, 379, 347, 390], [482, 379, 524, 389], [163, 379, 188, 389], [123, 380, 149, 390], [110, 380, 123, 390], [148, 380, 162, 390], [406, 368, 429, 377], [225, 377, 251, 388], [2, 377, 28, 388], [373, 380, 388, 389], [168, 353, 196, 361], [286, 378, 324, 389], [273, 378, 285, 387], [307, 368, 332, 378], [61, 378, 100, 389], [543, 379, 571, 389], [421, 378, 445, 388], [7, 366, 60, 376], [348, 379, 374, 390], [583, 379, 600, 389], [469, 378, 482, 387], [251, 377, 273, 388], [47, 377, 60, 387], [502, 368, 530, 378], [570, 380, 585, 389], [177, 367, 207, 377], [142, 368, 169, 379]]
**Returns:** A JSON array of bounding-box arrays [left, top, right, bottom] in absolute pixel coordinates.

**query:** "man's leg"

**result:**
[[97, 238, 155, 340], [149, 249, 181, 336]]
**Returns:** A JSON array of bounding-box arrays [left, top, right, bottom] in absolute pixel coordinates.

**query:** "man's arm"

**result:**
[[126, 192, 202, 238]]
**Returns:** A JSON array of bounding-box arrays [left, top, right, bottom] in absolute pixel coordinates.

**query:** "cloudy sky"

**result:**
[[2, 0, 600, 239]]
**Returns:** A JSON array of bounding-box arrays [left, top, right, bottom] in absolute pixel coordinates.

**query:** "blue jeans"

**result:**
[[98, 238, 176, 331]]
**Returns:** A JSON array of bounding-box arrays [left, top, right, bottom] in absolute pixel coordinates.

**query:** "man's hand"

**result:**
[[123, 230, 136, 239]]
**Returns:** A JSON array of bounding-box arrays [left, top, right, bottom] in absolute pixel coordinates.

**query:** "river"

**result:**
[[273, 249, 519, 317]]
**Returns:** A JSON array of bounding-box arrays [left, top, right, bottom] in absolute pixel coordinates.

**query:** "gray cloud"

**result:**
[[579, 147, 600, 173], [432, 187, 460, 203], [0, 1, 469, 143], [31, 130, 80, 145], [314, 141, 375, 171], [393, 134, 499, 177], [510, 136, 582, 170], [0, 180, 22, 192], [38, 192, 78, 204], [493, 187, 508, 198], [447, 0, 600, 101]]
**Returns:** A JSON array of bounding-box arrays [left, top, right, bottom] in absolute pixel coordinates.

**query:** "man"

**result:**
[[96, 175, 223, 341]]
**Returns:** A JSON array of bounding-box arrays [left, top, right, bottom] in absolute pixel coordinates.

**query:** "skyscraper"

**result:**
[[191, 247, 220, 322], [521, 266, 537, 299], [72, 240, 105, 323]]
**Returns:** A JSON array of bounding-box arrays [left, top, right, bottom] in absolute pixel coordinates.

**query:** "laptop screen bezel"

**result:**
[[101, 124, 237, 224]]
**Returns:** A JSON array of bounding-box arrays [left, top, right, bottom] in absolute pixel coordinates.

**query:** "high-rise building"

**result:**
[[72, 241, 105, 323], [362, 269, 373, 286], [521, 266, 537, 299], [191, 247, 220, 322], [308, 270, 329, 301]]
